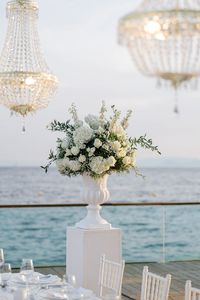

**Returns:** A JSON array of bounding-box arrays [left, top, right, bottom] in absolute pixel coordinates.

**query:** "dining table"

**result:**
[[0, 271, 101, 300]]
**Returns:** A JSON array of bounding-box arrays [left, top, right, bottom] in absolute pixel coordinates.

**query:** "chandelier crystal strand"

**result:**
[[0, 0, 58, 120], [119, 0, 200, 111]]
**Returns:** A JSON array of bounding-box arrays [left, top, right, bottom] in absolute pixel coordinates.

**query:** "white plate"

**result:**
[[9, 273, 60, 286]]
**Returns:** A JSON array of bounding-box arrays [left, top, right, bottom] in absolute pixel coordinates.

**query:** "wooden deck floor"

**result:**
[[14, 261, 200, 300]]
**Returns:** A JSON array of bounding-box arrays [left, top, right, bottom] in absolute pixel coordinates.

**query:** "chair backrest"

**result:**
[[140, 266, 171, 300], [185, 280, 200, 300], [98, 254, 125, 297]]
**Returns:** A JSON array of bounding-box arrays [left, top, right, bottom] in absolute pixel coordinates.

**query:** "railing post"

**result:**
[[162, 206, 166, 264]]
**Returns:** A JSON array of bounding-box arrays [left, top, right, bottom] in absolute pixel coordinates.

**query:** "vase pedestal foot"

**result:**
[[75, 204, 111, 230]]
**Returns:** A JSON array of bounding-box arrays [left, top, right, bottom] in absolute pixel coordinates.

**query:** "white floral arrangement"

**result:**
[[42, 102, 160, 178]]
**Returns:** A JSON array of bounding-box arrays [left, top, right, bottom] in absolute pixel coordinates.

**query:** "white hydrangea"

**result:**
[[85, 114, 101, 130], [73, 126, 93, 148], [62, 158, 70, 168], [69, 160, 81, 172], [78, 155, 86, 163], [110, 141, 121, 152], [71, 146, 80, 156], [56, 159, 66, 174], [89, 156, 109, 174], [94, 138, 102, 148]]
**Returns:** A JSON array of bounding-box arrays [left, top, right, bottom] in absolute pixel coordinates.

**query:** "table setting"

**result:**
[[0, 249, 101, 300], [0, 271, 101, 300]]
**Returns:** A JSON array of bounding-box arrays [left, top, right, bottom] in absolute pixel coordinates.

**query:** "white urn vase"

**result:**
[[75, 174, 112, 230]]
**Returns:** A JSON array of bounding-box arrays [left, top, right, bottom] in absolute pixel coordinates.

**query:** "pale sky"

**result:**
[[0, 0, 200, 166]]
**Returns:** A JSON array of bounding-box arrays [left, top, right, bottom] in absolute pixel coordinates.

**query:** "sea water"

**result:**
[[0, 167, 200, 267]]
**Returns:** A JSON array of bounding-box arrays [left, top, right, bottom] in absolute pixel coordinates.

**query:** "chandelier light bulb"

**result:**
[[0, 0, 58, 118], [144, 21, 161, 34]]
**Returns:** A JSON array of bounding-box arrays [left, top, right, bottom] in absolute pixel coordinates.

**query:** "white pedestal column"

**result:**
[[66, 227, 122, 295]]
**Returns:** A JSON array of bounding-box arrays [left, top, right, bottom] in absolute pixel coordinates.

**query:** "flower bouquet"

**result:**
[[43, 102, 160, 229]]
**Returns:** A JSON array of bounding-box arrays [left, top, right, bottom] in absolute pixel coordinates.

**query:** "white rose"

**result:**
[[88, 147, 96, 157], [94, 138, 102, 148], [78, 155, 86, 163], [71, 146, 80, 156], [122, 156, 131, 165], [107, 156, 116, 167], [110, 141, 121, 152], [102, 144, 109, 151], [65, 149, 71, 157], [117, 149, 126, 158]]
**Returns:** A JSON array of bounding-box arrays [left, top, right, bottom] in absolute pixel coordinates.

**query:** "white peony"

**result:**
[[78, 155, 86, 163], [73, 126, 93, 148], [85, 114, 101, 130], [71, 146, 80, 156], [94, 138, 102, 148]]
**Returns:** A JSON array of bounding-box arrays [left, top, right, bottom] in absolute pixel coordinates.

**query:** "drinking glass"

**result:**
[[65, 274, 76, 288], [20, 258, 34, 275], [1, 263, 12, 285], [20, 258, 34, 285], [0, 249, 4, 267]]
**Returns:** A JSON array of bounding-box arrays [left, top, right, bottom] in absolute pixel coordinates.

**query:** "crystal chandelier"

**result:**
[[118, 0, 200, 112], [0, 0, 58, 119]]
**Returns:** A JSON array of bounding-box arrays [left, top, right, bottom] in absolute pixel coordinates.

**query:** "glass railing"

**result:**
[[0, 202, 200, 267]]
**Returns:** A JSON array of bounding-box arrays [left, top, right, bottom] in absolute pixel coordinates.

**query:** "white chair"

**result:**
[[141, 266, 171, 300], [185, 280, 200, 300], [98, 254, 125, 299]]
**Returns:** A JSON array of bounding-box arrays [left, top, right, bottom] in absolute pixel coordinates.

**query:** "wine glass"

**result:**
[[1, 263, 12, 286], [0, 249, 5, 267]]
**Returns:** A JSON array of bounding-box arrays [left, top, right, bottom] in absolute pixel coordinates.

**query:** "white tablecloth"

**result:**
[[0, 273, 101, 300]]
